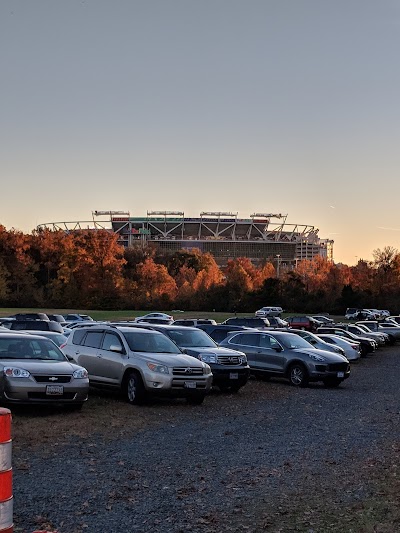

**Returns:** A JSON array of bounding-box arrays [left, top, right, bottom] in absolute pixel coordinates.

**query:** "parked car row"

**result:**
[[1, 309, 399, 410]]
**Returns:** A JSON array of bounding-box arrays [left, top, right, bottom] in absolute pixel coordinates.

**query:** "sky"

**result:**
[[1, 0, 400, 266]]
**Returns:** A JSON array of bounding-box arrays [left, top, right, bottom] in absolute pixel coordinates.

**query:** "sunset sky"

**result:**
[[2, 0, 400, 265]]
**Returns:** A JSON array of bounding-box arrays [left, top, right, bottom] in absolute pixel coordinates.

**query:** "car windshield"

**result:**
[[166, 329, 216, 348], [123, 332, 182, 354], [0, 338, 67, 361], [273, 334, 313, 350]]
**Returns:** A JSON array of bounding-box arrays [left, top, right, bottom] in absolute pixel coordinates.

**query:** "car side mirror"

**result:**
[[273, 345, 283, 352], [109, 345, 123, 353]]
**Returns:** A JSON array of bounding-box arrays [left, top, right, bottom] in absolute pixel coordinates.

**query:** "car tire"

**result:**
[[288, 363, 309, 387], [323, 378, 343, 388], [186, 393, 206, 405], [124, 371, 146, 405]]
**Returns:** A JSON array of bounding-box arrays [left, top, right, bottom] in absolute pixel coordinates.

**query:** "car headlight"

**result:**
[[146, 362, 169, 374], [72, 368, 88, 379], [240, 355, 248, 364], [202, 363, 212, 375], [200, 353, 217, 364], [306, 353, 326, 362], [4, 367, 30, 378]]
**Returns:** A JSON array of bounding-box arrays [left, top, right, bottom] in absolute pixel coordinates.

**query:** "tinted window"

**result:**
[[72, 329, 86, 345], [212, 330, 228, 343], [231, 333, 259, 347], [167, 329, 216, 348], [83, 331, 104, 349], [102, 333, 123, 351], [123, 331, 181, 354]]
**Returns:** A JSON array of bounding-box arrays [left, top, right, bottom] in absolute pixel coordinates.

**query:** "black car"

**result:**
[[9, 320, 64, 334], [222, 317, 271, 328], [133, 324, 250, 392], [197, 324, 256, 343]]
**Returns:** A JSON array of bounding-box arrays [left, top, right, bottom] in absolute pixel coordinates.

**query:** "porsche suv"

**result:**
[[219, 330, 350, 388]]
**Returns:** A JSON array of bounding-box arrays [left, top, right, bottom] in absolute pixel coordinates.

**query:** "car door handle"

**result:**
[[75, 351, 80, 355]]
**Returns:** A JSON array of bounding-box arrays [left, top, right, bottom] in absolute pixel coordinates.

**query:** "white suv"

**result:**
[[62, 325, 213, 404]]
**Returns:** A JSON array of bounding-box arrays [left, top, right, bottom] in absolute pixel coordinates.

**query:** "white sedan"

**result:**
[[317, 334, 361, 362]]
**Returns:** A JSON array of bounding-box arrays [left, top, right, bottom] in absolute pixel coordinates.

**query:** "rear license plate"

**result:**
[[230, 373, 239, 380], [46, 385, 64, 395], [184, 381, 196, 389], [337, 372, 345, 378]]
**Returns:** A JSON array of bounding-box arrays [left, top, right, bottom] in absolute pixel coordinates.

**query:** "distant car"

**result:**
[[0, 332, 89, 408], [12, 313, 50, 321], [356, 321, 400, 343], [387, 316, 400, 325], [310, 315, 334, 325], [196, 324, 256, 344], [222, 317, 271, 329], [135, 313, 174, 322], [135, 318, 174, 325], [46, 314, 66, 323], [317, 327, 376, 356], [172, 319, 217, 327], [317, 334, 361, 362], [255, 307, 282, 318], [9, 320, 64, 334], [63, 314, 94, 322], [286, 316, 320, 332], [334, 323, 387, 346], [288, 329, 346, 356], [219, 330, 350, 387], [266, 316, 289, 328]]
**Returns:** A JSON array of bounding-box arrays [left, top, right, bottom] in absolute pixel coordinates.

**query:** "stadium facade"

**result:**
[[37, 210, 334, 268]]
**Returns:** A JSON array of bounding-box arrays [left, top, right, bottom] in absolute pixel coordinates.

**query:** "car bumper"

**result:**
[[309, 362, 351, 382], [2, 378, 89, 405], [142, 370, 213, 395], [210, 366, 250, 386]]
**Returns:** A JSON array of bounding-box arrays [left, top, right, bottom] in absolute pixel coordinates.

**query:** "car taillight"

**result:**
[[351, 344, 358, 349], [60, 342, 66, 350]]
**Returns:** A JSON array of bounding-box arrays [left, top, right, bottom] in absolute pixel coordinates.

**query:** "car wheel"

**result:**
[[288, 363, 309, 387], [323, 378, 343, 388], [124, 371, 146, 405], [186, 393, 206, 405]]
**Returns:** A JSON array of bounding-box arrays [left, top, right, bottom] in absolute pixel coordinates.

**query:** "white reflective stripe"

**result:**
[[0, 442, 12, 471], [0, 497, 13, 529]]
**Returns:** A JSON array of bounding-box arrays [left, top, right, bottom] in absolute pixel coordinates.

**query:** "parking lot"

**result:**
[[10, 343, 400, 533]]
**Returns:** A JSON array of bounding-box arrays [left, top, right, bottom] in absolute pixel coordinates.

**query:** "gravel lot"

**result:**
[[11, 345, 400, 533]]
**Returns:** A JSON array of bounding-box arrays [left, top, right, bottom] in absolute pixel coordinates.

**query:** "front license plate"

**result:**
[[46, 385, 64, 395], [337, 372, 345, 378], [184, 381, 196, 389], [230, 373, 239, 380]]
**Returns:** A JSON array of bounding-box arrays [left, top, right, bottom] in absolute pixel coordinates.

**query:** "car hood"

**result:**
[[0, 359, 85, 373], [293, 348, 349, 363], [181, 346, 244, 357], [128, 352, 206, 367]]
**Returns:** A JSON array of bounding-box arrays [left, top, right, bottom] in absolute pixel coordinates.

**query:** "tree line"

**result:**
[[0, 225, 399, 314]]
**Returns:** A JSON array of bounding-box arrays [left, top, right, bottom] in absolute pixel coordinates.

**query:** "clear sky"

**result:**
[[1, 0, 400, 265]]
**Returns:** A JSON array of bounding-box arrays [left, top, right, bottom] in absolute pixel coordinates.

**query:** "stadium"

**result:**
[[37, 210, 334, 268]]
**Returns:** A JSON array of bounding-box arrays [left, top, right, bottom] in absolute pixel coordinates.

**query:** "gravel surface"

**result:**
[[11, 346, 400, 533]]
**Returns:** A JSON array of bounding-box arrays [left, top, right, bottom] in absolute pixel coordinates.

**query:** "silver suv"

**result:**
[[62, 325, 213, 404]]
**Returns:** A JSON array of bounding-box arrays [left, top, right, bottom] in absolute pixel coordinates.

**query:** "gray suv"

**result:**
[[62, 325, 213, 404], [219, 330, 350, 387]]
